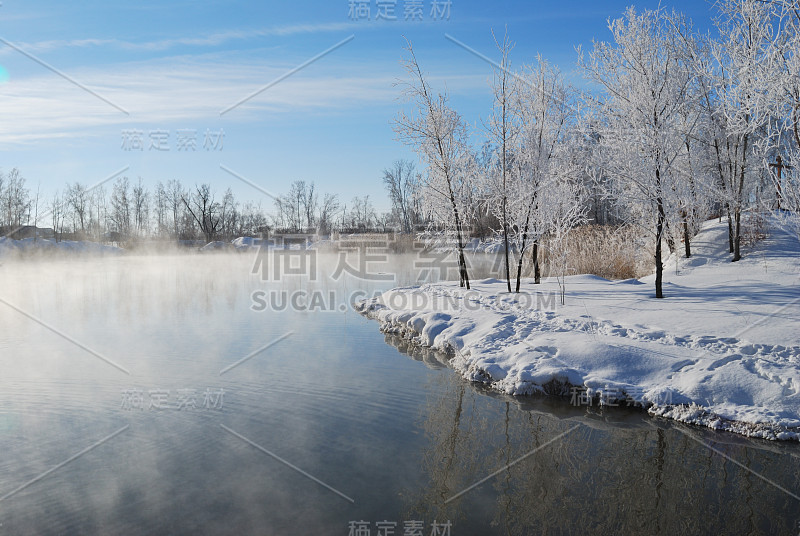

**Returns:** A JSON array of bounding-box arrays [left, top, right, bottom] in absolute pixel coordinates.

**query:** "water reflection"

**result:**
[[385, 333, 451, 370], [0, 254, 797, 535], [384, 335, 800, 535]]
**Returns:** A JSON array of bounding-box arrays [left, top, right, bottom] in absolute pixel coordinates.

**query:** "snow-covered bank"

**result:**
[[356, 218, 800, 440]]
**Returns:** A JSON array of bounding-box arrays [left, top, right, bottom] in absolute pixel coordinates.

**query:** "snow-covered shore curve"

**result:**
[[356, 219, 800, 441]]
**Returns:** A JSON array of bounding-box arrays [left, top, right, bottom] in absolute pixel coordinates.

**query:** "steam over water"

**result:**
[[0, 253, 797, 534]]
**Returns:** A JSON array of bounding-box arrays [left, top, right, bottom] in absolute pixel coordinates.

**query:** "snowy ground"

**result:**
[[357, 217, 800, 440]]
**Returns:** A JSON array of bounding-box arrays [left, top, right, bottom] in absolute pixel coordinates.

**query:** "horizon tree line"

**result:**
[[0, 171, 402, 244]]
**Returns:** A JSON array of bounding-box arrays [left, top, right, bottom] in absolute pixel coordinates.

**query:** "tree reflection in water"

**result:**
[[384, 333, 800, 535]]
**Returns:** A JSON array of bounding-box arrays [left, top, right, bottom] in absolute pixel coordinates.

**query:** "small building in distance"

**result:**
[[8, 226, 55, 240]]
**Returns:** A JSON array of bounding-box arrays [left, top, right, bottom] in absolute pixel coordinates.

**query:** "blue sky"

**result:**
[[0, 0, 719, 212]]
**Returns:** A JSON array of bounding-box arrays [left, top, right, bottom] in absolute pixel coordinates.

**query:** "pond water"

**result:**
[[0, 253, 797, 535]]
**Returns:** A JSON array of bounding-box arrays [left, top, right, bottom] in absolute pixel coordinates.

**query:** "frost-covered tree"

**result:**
[[89, 185, 107, 240], [50, 190, 64, 242], [674, 22, 744, 254], [580, 7, 696, 298], [237, 201, 269, 237], [220, 188, 238, 239], [183, 184, 221, 243], [510, 56, 577, 290], [346, 195, 376, 231], [154, 181, 170, 238], [484, 30, 519, 292], [274, 180, 316, 232], [302, 182, 317, 230], [165, 179, 187, 239], [317, 193, 340, 235], [132, 177, 149, 238], [658, 22, 717, 259], [784, 2, 800, 156], [761, 1, 800, 238], [67, 181, 89, 236], [709, 0, 782, 261], [110, 177, 131, 239], [545, 178, 589, 305], [662, 112, 707, 259], [395, 39, 475, 288], [383, 159, 423, 233], [1, 168, 30, 234], [30, 183, 41, 242]]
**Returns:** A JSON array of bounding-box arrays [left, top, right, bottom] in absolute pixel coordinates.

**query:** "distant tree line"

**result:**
[[0, 171, 405, 244]]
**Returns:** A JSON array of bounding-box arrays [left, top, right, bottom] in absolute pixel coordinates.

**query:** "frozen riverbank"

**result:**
[[357, 218, 800, 440]]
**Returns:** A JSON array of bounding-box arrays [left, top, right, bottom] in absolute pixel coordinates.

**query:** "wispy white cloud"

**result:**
[[0, 22, 361, 55], [0, 11, 47, 23], [0, 53, 485, 145]]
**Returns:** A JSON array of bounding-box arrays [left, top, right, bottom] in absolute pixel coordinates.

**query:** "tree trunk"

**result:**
[[683, 138, 697, 259], [727, 207, 734, 253], [515, 231, 527, 294], [514, 201, 534, 293], [666, 227, 676, 255], [683, 216, 691, 258], [732, 209, 742, 262], [458, 248, 470, 288], [655, 195, 665, 299], [451, 201, 470, 289], [793, 104, 800, 150], [711, 136, 733, 253], [502, 197, 511, 293], [532, 242, 541, 284], [732, 134, 748, 262]]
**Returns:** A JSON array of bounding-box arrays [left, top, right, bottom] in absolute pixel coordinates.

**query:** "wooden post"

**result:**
[[769, 156, 793, 210]]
